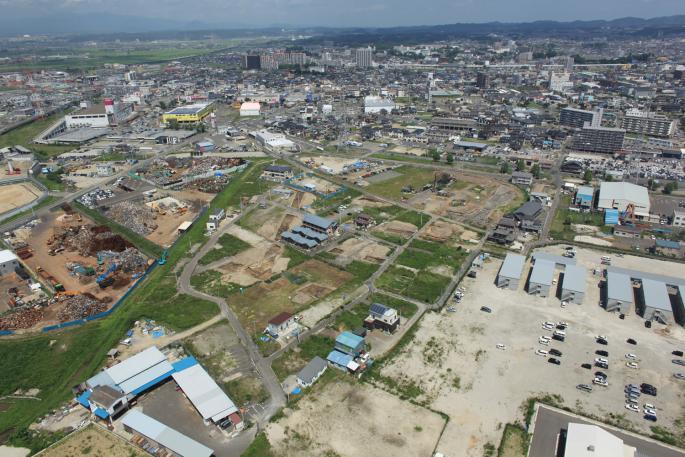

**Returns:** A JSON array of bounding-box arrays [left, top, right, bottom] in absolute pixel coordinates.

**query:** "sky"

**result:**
[[1, 0, 685, 28]]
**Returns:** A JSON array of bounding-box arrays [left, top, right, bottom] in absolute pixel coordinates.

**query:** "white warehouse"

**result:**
[[597, 182, 650, 219]]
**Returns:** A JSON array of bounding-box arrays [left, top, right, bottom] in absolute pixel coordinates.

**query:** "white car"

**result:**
[[539, 338, 550, 346], [543, 321, 555, 327], [535, 349, 549, 356], [626, 362, 639, 369], [674, 373, 685, 380], [595, 357, 608, 364], [625, 353, 638, 360], [496, 343, 507, 350], [593, 378, 608, 386], [596, 335, 608, 341], [644, 403, 656, 411], [539, 335, 551, 341], [558, 321, 569, 328], [542, 324, 554, 330], [644, 408, 657, 416], [625, 403, 640, 412]]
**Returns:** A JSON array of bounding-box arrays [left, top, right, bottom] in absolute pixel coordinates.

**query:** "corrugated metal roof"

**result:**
[[530, 259, 555, 286], [605, 266, 685, 287], [576, 186, 594, 197], [532, 252, 577, 267], [303, 213, 336, 230], [607, 271, 634, 303], [599, 182, 650, 209], [499, 253, 526, 280], [642, 278, 672, 312], [172, 364, 237, 422], [605, 209, 619, 225], [562, 264, 587, 293], [335, 331, 364, 349], [106, 347, 167, 385], [122, 410, 213, 457], [327, 350, 353, 366]]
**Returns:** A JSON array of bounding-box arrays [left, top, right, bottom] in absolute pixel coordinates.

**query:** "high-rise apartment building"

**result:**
[[621, 109, 676, 138], [476, 72, 490, 89], [560, 107, 603, 129], [356, 47, 373, 68], [572, 124, 625, 154], [243, 55, 261, 70]]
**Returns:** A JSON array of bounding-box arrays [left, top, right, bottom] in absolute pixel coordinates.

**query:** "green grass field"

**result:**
[[333, 293, 418, 332], [365, 166, 437, 200], [0, 112, 75, 159], [272, 334, 335, 381], [550, 195, 610, 241], [0, 160, 273, 445], [376, 265, 450, 303], [198, 233, 251, 266]]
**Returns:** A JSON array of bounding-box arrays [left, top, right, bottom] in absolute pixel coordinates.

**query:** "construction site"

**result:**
[[136, 156, 248, 193], [0, 206, 150, 331]]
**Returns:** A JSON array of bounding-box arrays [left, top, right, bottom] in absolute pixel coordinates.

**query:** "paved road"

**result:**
[[529, 404, 685, 457]]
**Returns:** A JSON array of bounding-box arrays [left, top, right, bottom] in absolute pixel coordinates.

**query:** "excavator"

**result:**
[[158, 249, 168, 266]]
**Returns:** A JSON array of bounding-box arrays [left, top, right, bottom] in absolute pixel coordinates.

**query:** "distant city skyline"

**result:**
[[1, 0, 685, 30]]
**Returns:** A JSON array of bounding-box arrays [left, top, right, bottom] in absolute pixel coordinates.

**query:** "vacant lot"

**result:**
[[380, 250, 685, 457], [265, 379, 446, 457], [377, 265, 450, 303], [229, 259, 352, 334], [365, 166, 436, 200], [42, 424, 146, 457], [0, 182, 42, 215], [327, 236, 390, 265]]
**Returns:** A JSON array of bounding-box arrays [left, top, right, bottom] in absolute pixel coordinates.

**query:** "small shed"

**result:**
[[334, 331, 365, 356]]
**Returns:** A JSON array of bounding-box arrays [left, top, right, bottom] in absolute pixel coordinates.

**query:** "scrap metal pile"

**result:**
[[141, 156, 246, 190], [50, 224, 132, 257], [54, 293, 108, 322], [0, 306, 45, 330], [187, 174, 230, 193], [116, 248, 148, 273], [104, 201, 158, 236]]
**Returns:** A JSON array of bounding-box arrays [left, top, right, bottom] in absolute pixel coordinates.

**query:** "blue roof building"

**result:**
[[327, 350, 354, 371], [303, 214, 337, 233], [334, 331, 365, 356]]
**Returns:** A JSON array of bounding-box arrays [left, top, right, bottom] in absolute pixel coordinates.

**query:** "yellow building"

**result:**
[[162, 102, 214, 125]]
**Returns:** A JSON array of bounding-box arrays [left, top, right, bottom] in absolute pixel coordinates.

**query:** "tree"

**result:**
[[583, 169, 593, 184], [158, 101, 167, 110], [446, 152, 454, 164], [604, 173, 614, 182], [167, 118, 180, 130], [530, 163, 541, 179], [430, 149, 441, 162], [648, 178, 660, 192], [663, 181, 679, 195], [516, 159, 526, 171], [500, 162, 512, 174]]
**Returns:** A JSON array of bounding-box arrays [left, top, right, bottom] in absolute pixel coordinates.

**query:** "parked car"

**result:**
[[673, 359, 685, 367], [549, 349, 562, 357], [626, 362, 639, 369], [480, 306, 492, 313], [593, 378, 608, 386], [496, 343, 507, 350], [674, 373, 685, 380], [644, 414, 657, 422], [672, 350, 684, 357], [597, 338, 608, 346], [576, 384, 593, 392], [539, 338, 550, 346], [625, 403, 639, 412], [535, 349, 549, 356], [552, 334, 565, 342], [645, 321, 652, 328], [595, 371, 607, 379], [548, 358, 561, 365], [626, 338, 637, 345], [595, 361, 609, 369], [595, 357, 608, 364], [581, 363, 592, 370], [625, 353, 638, 360], [596, 350, 609, 357]]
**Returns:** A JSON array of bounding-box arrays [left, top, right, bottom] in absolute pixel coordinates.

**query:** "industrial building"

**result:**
[[252, 130, 296, 151], [571, 124, 625, 154], [496, 253, 526, 290], [261, 165, 293, 181], [429, 117, 478, 135], [597, 181, 650, 219], [563, 423, 636, 457], [171, 363, 240, 427], [0, 250, 20, 276], [239, 102, 261, 117], [364, 96, 395, 114], [561, 264, 587, 304], [121, 410, 214, 457], [559, 107, 603, 129], [527, 259, 555, 297], [302, 213, 337, 235], [621, 109, 676, 138], [296, 356, 328, 388], [638, 278, 673, 324], [605, 270, 634, 313], [162, 103, 214, 125]]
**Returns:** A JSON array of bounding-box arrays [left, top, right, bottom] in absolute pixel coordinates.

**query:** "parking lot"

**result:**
[[380, 247, 685, 457]]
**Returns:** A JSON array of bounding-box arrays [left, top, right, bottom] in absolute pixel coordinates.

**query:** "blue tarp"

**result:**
[[129, 369, 175, 396], [94, 407, 109, 419], [605, 209, 619, 225], [77, 390, 92, 408], [291, 387, 302, 395]]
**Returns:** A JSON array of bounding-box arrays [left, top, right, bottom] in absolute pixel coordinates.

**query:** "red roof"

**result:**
[[268, 312, 293, 326], [229, 412, 242, 424]]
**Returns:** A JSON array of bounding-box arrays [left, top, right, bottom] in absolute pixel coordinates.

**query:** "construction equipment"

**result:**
[[158, 249, 168, 265], [7, 160, 21, 175], [96, 263, 118, 284]]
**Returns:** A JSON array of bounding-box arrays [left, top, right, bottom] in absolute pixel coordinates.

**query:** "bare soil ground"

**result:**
[[266, 380, 445, 457], [290, 175, 341, 195], [304, 155, 358, 174], [0, 182, 41, 214], [381, 248, 685, 457], [328, 237, 390, 265], [375, 220, 418, 237], [41, 424, 146, 457]]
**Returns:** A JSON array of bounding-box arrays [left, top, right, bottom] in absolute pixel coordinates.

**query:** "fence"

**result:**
[[284, 173, 347, 200]]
